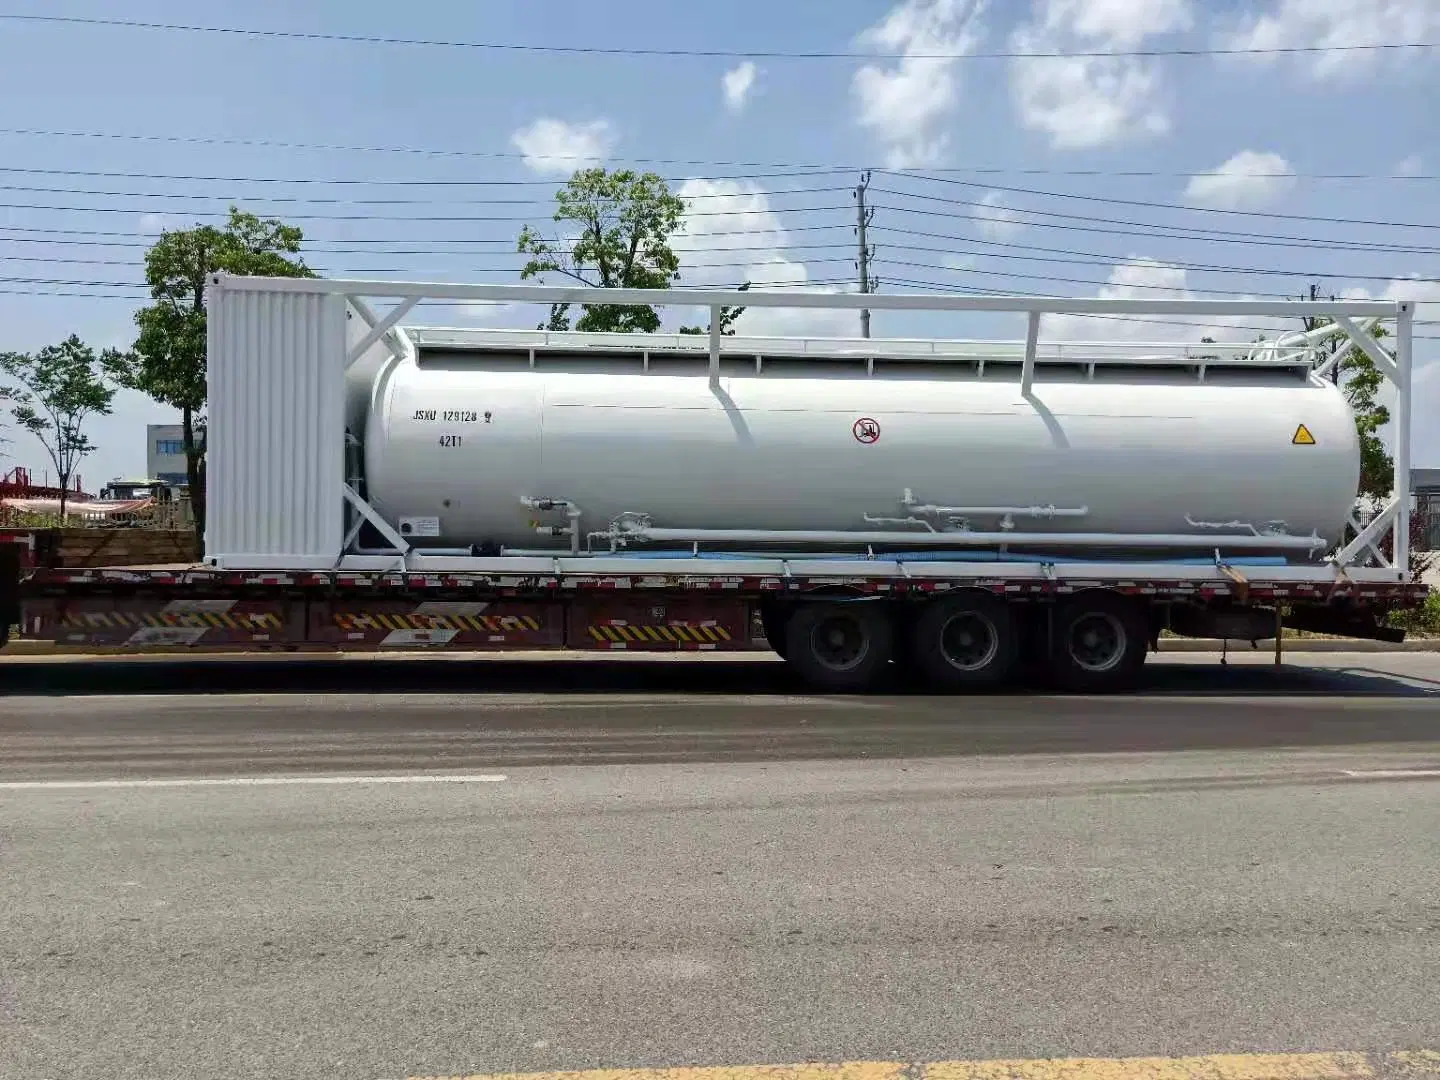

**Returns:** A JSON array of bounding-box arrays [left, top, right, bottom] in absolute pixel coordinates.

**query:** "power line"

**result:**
[[881, 257, 1366, 300], [873, 187, 1440, 251], [3, 219, 1434, 301], [0, 234, 861, 260], [0, 276, 859, 299], [8, 180, 1431, 254], [0, 182, 850, 206], [873, 200, 1440, 255], [1, 127, 1434, 181], [12, 231, 1435, 296], [881, 171, 1440, 230], [0, 222, 857, 244], [871, 227, 1440, 282], [0, 164, 850, 187], [882, 275, 1440, 340], [0, 253, 861, 277], [0, 200, 854, 223], [5, 13, 1434, 60]]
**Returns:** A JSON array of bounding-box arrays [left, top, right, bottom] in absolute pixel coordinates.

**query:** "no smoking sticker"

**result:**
[[853, 417, 881, 444]]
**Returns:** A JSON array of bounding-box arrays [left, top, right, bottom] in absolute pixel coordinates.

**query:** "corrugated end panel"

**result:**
[[206, 283, 347, 567]]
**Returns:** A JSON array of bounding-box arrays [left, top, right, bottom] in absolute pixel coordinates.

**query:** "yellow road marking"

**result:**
[[409, 1051, 1439, 1080], [410, 1065, 903, 1080], [925, 1054, 1372, 1080]]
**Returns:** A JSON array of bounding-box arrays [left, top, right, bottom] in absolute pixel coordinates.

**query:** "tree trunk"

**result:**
[[183, 404, 206, 557], [57, 477, 68, 522]]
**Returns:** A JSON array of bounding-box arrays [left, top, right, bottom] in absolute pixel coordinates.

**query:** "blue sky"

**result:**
[[1, 0, 1437, 487]]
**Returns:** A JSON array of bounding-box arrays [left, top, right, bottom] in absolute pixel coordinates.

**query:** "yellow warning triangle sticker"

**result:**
[[1292, 423, 1316, 445]]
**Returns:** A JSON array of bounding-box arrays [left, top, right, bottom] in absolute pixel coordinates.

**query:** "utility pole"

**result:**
[[1300, 281, 1341, 385], [855, 171, 876, 338]]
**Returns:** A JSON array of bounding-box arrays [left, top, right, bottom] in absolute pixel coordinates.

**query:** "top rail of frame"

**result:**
[[210, 274, 1411, 320]]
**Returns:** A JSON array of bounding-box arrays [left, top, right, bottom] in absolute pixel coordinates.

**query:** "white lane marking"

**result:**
[[1340, 769, 1440, 779], [0, 773, 508, 790], [5, 693, 870, 710]]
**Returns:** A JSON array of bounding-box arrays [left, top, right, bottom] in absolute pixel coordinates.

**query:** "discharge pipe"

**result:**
[[608, 523, 1326, 552]]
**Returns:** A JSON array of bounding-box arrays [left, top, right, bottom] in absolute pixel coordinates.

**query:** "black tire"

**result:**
[[759, 602, 790, 660], [911, 591, 1019, 690], [784, 601, 893, 692], [1048, 591, 1148, 693], [890, 612, 922, 678]]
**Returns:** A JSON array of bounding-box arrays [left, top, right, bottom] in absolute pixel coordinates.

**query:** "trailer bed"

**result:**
[[16, 561, 1426, 655]]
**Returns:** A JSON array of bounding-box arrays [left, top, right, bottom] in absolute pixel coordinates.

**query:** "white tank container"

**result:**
[[359, 350, 1360, 557]]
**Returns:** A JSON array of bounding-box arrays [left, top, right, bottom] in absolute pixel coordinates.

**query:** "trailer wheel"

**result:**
[[784, 602, 893, 692], [1049, 592, 1148, 692], [912, 592, 1018, 690]]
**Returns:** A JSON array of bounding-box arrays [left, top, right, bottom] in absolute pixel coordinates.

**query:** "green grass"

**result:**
[[1387, 591, 1440, 635]]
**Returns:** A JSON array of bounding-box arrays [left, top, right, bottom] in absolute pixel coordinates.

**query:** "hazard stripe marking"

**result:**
[[332, 612, 547, 634], [61, 612, 281, 630], [582, 623, 741, 644]]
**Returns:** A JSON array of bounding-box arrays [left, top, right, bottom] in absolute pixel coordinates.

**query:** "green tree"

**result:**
[[1298, 283, 1392, 499], [0, 335, 120, 518], [680, 282, 750, 336], [106, 207, 313, 549], [518, 168, 687, 333]]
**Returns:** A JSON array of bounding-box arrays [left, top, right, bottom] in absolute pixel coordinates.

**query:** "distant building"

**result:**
[[1415, 468, 1440, 553], [147, 424, 188, 488]]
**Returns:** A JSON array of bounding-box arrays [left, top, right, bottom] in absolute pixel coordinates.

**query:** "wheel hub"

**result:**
[[811, 614, 868, 671], [940, 612, 1000, 671], [1068, 612, 1126, 673]]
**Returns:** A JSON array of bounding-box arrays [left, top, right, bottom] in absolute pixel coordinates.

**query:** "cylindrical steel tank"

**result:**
[[358, 349, 1360, 558]]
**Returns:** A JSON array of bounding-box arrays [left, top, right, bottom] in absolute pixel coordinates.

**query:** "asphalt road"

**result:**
[[2, 653, 1439, 1080]]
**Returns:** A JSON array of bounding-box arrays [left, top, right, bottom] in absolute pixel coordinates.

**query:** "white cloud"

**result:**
[[672, 178, 857, 337], [509, 118, 616, 175], [1039, 0, 1194, 45], [722, 61, 758, 112], [1043, 257, 1285, 343], [1009, 0, 1191, 150], [1377, 276, 1440, 306], [972, 191, 1026, 240], [851, 0, 987, 169], [1396, 154, 1425, 176], [1183, 150, 1297, 209], [446, 301, 544, 329], [1225, 0, 1440, 78]]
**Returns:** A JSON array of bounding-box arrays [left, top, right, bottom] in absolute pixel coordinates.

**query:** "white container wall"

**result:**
[[205, 279, 348, 568]]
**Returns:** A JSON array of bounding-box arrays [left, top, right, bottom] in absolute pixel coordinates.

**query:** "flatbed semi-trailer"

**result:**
[[5, 559, 1426, 692], [0, 278, 1427, 692]]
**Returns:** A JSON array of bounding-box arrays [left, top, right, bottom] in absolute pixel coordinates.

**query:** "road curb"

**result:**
[[1156, 638, 1440, 653]]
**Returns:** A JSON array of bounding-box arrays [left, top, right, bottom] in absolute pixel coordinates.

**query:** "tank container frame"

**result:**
[[204, 274, 1416, 587]]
